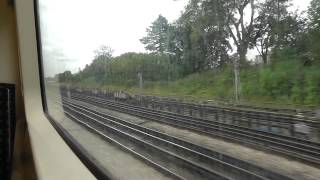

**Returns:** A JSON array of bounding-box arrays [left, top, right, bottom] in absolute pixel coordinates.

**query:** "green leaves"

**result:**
[[309, 0, 320, 29], [94, 45, 113, 59], [140, 15, 170, 54]]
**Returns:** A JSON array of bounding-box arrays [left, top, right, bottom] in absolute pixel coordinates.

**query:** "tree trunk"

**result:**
[[263, 46, 270, 65], [234, 46, 247, 102], [238, 47, 247, 65], [138, 72, 143, 89], [234, 57, 241, 102], [262, 53, 268, 65]]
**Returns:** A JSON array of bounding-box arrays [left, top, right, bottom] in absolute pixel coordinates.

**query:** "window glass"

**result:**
[[39, 0, 320, 179]]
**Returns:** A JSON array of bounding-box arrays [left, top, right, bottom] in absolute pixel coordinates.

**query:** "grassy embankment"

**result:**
[[70, 60, 320, 109]]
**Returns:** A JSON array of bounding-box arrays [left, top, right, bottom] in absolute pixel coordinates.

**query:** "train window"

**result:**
[[37, 0, 320, 179]]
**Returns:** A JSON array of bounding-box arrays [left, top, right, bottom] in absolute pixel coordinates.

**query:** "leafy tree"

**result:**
[[253, 0, 289, 64], [57, 71, 73, 82], [140, 15, 170, 54], [309, 0, 320, 29], [307, 0, 320, 63], [174, 16, 207, 75], [198, 0, 232, 67], [196, 0, 258, 101], [90, 45, 114, 82], [213, 0, 257, 64], [165, 0, 218, 75], [94, 45, 113, 59]]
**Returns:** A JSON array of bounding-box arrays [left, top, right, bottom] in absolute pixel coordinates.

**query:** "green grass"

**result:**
[[67, 62, 320, 110]]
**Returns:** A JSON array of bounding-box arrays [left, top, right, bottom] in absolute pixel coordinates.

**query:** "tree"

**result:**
[[204, 0, 257, 65], [309, 0, 320, 29], [165, 0, 216, 76], [173, 0, 258, 100], [211, 0, 257, 101], [57, 71, 73, 82], [200, 0, 232, 67], [91, 45, 114, 82], [307, 0, 320, 62], [94, 45, 113, 59], [175, 9, 208, 75], [278, 12, 306, 48], [253, 0, 291, 64], [140, 15, 170, 54]]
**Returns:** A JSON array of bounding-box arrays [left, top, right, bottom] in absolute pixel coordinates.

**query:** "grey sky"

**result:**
[[39, 0, 311, 77]]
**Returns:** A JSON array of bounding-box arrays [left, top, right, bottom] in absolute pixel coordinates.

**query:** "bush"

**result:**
[[305, 68, 320, 104]]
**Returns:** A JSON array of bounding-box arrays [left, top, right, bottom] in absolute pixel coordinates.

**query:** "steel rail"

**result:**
[[75, 94, 320, 151], [61, 110, 185, 180], [141, 98, 319, 126], [70, 94, 320, 166], [62, 103, 231, 180], [62, 98, 291, 180], [129, 93, 315, 117], [73, 91, 319, 137], [124, 99, 320, 150]]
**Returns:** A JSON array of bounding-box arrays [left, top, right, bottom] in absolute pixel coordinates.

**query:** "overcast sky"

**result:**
[[39, 0, 311, 77]]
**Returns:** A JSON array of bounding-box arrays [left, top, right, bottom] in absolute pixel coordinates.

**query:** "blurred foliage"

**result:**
[[56, 0, 320, 106]]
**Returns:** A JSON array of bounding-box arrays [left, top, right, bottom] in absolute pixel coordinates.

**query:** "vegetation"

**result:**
[[54, 0, 320, 106]]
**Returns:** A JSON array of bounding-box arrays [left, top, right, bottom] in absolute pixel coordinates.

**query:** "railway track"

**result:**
[[74, 89, 319, 139], [66, 88, 320, 135], [139, 98, 319, 138], [61, 109, 184, 180], [69, 93, 320, 167], [137, 98, 319, 127], [141, 99, 320, 144], [132, 93, 316, 117], [60, 97, 291, 180]]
